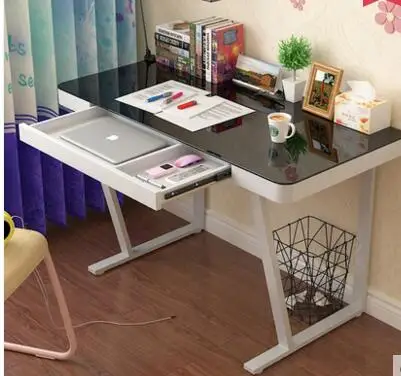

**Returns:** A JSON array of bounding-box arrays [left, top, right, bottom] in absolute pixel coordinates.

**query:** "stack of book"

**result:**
[[155, 18, 244, 84]]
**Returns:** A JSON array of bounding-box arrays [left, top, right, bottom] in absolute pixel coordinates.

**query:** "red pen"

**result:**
[[162, 91, 183, 105], [177, 100, 198, 110]]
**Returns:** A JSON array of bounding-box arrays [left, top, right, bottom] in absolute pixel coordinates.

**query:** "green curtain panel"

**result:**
[[4, 0, 138, 232]]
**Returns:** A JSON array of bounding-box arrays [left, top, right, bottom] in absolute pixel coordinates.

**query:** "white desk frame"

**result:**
[[59, 91, 401, 374]]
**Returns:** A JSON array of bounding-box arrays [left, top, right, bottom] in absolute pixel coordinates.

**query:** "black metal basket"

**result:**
[[273, 216, 356, 325]]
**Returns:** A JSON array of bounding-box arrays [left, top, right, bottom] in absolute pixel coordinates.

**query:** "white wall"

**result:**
[[139, 0, 401, 302]]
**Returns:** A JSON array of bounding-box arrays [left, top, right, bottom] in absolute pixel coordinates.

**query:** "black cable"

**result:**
[[138, 0, 155, 63]]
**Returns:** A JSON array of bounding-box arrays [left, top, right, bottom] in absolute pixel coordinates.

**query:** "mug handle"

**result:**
[[286, 123, 296, 139]]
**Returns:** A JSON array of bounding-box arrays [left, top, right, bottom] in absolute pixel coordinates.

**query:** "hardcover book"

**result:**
[[154, 32, 190, 51], [155, 40, 189, 59], [156, 45, 190, 74], [155, 20, 191, 44], [211, 23, 244, 84], [189, 17, 216, 76], [196, 18, 225, 78], [202, 19, 229, 80]]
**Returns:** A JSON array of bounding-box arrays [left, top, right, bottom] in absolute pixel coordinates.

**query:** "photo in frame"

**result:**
[[304, 114, 339, 163], [303, 62, 343, 120]]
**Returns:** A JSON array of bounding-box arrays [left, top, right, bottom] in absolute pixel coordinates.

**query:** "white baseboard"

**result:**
[[164, 198, 401, 332], [367, 291, 401, 331]]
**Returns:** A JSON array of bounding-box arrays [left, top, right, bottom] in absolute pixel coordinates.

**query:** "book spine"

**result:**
[[155, 40, 189, 58], [202, 28, 208, 79], [154, 33, 190, 50], [205, 28, 213, 83], [155, 46, 190, 73], [155, 25, 190, 44], [195, 24, 204, 78], [215, 24, 245, 83], [211, 29, 218, 83], [189, 23, 196, 76]]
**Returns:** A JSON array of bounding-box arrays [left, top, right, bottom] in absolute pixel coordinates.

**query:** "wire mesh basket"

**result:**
[[274, 216, 356, 325]]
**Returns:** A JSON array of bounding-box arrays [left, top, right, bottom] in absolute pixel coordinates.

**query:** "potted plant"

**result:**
[[278, 35, 312, 103]]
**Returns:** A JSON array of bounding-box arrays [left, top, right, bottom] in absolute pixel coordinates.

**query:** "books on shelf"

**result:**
[[188, 17, 216, 76], [155, 20, 191, 44], [155, 18, 245, 83]]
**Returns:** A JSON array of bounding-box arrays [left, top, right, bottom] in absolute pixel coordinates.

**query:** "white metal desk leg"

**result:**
[[88, 186, 206, 276], [192, 189, 205, 231], [352, 168, 376, 312], [244, 195, 294, 374], [88, 185, 134, 275]]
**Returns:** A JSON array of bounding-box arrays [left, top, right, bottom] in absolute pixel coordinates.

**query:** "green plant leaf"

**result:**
[[278, 35, 312, 72]]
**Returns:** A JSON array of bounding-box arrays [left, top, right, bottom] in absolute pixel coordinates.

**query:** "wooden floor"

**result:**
[[5, 199, 401, 376]]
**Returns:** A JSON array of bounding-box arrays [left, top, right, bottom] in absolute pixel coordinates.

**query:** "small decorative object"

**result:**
[[267, 112, 296, 143], [374, 1, 401, 34], [278, 35, 312, 103], [304, 113, 338, 162], [233, 54, 283, 95], [290, 0, 306, 11], [303, 62, 343, 120], [334, 81, 391, 134]]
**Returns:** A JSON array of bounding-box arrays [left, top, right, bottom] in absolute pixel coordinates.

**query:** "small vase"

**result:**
[[282, 77, 306, 103]]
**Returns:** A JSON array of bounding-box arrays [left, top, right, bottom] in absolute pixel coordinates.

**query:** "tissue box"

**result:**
[[334, 92, 391, 134]]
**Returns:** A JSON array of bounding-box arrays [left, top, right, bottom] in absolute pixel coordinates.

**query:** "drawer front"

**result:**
[[19, 107, 231, 210]]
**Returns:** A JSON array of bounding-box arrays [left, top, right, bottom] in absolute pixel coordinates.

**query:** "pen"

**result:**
[[146, 91, 172, 103], [162, 91, 183, 105], [177, 100, 197, 110], [136, 174, 166, 189]]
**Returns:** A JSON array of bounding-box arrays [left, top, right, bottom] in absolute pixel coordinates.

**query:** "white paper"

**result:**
[[116, 80, 210, 114], [161, 95, 226, 120], [347, 80, 376, 101], [156, 98, 255, 132]]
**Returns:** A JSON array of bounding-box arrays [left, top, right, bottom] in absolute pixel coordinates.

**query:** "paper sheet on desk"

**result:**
[[115, 80, 210, 114], [161, 95, 226, 119], [156, 98, 255, 132]]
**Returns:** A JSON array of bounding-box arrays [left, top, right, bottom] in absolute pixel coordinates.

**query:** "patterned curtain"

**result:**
[[4, 0, 137, 233]]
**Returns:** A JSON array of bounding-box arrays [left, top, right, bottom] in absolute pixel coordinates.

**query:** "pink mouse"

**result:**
[[174, 154, 203, 168]]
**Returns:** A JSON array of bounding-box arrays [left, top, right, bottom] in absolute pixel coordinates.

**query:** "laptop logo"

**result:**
[[106, 134, 119, 141]]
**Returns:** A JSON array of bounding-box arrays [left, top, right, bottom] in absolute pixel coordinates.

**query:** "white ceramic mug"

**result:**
[[267, 112, 296, 143]]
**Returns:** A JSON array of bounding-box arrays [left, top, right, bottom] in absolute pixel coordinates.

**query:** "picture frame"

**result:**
[[302, 62, 343, 120], [304, 113, 339, 163]]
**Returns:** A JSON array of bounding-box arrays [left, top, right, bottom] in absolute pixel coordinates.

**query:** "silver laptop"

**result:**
[[60, 116, 168, 164]]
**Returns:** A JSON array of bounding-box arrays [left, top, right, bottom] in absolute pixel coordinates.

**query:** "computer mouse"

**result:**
[[174, 154, 203, 168]]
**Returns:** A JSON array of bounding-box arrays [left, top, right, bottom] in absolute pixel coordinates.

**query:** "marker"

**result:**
[[162, 91, 183, 105], [177, 100, 197, 110], [146, 91, 172, 103]]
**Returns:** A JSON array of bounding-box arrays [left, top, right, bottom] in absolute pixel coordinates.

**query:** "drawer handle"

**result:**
[[164, 170, 231, 200]]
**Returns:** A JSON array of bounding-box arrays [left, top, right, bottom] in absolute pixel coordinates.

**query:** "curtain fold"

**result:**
[[6, 0, 46, 233], [52, 0, 86, 219], [4, 0, 137, 232], [29, 0, 67, 226], [4, 20, 24, 222]]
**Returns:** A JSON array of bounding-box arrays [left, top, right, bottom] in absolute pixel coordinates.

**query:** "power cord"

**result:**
[[138, 0, 155, 64], [33, 269, 175, 330]]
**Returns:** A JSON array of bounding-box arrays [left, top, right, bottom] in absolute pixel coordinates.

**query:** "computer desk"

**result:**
[[19, 62, 401, 374]]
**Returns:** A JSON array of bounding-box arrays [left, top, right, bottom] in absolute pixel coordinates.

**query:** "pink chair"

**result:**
[[4, 228, 77, 360]]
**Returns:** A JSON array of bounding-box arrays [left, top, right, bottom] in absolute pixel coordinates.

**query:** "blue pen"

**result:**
[[146, 91, 172, 103]]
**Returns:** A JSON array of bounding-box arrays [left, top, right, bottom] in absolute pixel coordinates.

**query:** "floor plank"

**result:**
[[5, 199, 401, 375]]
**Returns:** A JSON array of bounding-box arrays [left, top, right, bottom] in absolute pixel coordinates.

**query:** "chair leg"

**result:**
[[5, 252, 77, 360]]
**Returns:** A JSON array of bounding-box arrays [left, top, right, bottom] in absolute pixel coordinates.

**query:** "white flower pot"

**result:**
[[282, 77, 306, 103]]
